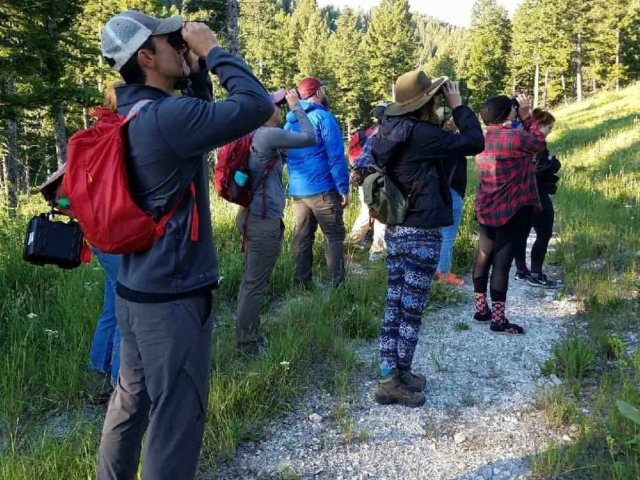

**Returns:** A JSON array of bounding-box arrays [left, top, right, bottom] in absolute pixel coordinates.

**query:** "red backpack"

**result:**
[[348, 129, 367, 166], [214, 132, 279, 251], [214, 133, 279, 208], [214, 133, 255, 206], [61, 100, 198, 255]]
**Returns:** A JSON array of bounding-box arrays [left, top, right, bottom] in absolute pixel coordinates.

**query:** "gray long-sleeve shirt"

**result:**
[[115, 47, 273, 302], [247, 104, 316, 219]]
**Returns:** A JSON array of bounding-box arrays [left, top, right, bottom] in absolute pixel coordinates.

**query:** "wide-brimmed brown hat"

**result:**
[[385, 71, 448, 117]]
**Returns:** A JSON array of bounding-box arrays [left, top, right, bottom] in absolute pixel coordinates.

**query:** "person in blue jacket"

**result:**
[[284, 77, 350, 289]]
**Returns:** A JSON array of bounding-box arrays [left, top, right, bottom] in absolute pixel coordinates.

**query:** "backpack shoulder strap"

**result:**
[[124, 99, 154, 124], [240, 154, 281, 252]]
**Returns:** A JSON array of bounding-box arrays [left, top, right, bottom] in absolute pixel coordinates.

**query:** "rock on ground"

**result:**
[[207, 233, 577, 480]]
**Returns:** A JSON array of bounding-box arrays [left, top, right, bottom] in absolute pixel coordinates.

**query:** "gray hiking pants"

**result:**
[[97, 294, 214, 480], [235, 209, 284, 345], [292, 191, 346, 288]]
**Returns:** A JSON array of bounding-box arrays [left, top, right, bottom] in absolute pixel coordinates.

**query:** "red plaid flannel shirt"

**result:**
[[474, 118, 545, 227]]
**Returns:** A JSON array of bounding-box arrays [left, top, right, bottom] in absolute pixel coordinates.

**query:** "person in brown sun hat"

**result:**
[[371, 70, 485, 408]]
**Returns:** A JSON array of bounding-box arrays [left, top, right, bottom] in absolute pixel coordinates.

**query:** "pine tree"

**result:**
[[362, 0, 417, 102], [239, 0, 279, 87], [326, 8, 367, 131], [466, 0, 512, 110], [414, 15, 463, 70], [621, 0, 640, 81], [296, 7, 330, 81], [590, 0, 633, 90]]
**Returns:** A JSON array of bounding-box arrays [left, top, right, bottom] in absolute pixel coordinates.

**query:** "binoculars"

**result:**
[[168, 31, 186, 50]]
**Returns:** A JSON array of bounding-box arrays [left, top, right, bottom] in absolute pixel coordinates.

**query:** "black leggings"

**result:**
[[514, 191, 554, 274], [473, 207, 532, 302]]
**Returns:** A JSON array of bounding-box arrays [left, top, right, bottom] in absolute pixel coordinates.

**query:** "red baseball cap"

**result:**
[[297, 77, 328, 100]]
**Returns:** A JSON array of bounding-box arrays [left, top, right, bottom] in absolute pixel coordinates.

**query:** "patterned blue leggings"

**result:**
[[380, 226, 442, 373]]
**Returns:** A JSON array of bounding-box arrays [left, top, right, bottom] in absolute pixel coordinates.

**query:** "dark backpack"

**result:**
[[362, 118, 428, 226]]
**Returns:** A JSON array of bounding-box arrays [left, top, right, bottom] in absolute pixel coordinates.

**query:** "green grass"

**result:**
[[540, 336, 597, 381], [454, 322, 471, 331], [529, 83, 640, 479], [0, 174, 473, 478], [4, 83, 639, 479]]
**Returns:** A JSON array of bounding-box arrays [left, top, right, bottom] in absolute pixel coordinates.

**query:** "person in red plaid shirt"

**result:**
[[472, 94, 545, 335]]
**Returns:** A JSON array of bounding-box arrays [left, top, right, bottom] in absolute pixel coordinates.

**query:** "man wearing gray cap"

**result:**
[[95, 10, 273, 480]]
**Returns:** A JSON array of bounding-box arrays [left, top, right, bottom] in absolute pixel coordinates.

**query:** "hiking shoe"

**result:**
[[514, 269, 531, 280], [473, 311, 492, 323], [398, 368, 426, 392], [374, 370, 425, 408], [436, 272, 465, 286], [490, 321, 525, 335], [526, 273, 559, 289]]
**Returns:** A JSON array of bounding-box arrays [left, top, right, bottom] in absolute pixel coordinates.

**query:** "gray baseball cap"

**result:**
[[101, 10, 183, 71]]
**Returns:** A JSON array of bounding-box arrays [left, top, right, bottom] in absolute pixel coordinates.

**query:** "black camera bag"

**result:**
[[23, 212, 85, 270]]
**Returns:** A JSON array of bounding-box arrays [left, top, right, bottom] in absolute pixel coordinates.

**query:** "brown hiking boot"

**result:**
[[374, 370, 426, 408], [398, 369, 426, 392]]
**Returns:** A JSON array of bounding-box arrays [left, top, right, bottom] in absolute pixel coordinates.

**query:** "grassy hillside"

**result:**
[[0, 160, 467, 478], [0, 83, 639, 479], [530, 84, 640, 479]]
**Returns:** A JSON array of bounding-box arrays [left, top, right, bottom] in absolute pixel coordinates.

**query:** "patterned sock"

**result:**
[[492, 301, 506, 324], [474, 293, 490, 316]]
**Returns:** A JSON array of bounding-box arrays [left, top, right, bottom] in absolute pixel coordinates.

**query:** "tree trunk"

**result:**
[[561, 74, 568, 105], [52, 103, 68, 167], [4, 79, 19, 214], [592, 77, 597, 93], [576, 32, 583, 102], [24, 154, 30, 203], [615, 26, 621, 92], [391, 67, 396, 101], [542, 67, 550, 108], [227, 0, 239, 55], [80, 74, 90, 129], [533, 61, 540, 108], [97, 1, 105, 93]]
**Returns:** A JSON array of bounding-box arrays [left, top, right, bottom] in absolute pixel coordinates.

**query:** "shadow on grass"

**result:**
[[552, 113, 640, 153]]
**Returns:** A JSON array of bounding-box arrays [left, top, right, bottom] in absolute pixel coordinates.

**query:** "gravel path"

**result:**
[[208, 234, 581, 480]]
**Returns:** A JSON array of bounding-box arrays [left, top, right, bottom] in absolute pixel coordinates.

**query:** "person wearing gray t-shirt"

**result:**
[[236, 89, 316, 356]]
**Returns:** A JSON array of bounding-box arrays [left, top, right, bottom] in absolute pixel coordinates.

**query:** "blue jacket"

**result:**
[[284, 101, 349, 197]]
